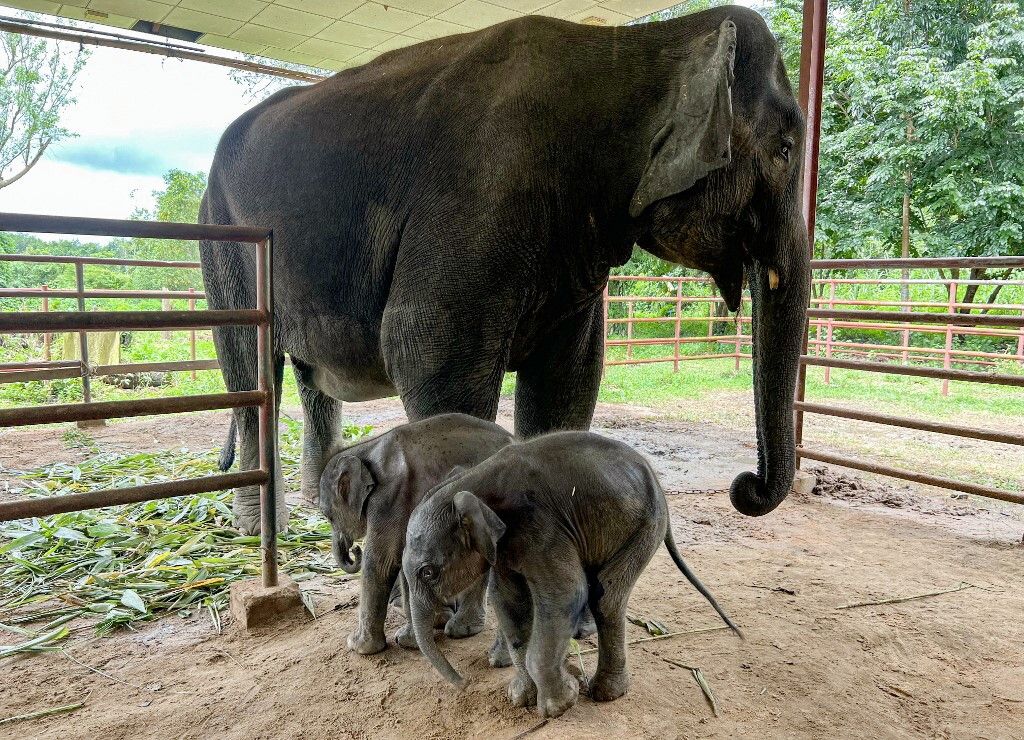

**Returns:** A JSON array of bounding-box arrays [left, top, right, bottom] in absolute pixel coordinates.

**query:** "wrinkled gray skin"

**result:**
[[202, 6, 810, 535], [318, 414, 513, 655], [403, 432, 741, 718]]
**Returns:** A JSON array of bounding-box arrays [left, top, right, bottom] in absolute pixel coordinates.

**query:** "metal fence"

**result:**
[[0, 212, 282, 587], [604, 270, 1024, 383], [795, 256, 1024, 506], [0, 255, 218, 395]]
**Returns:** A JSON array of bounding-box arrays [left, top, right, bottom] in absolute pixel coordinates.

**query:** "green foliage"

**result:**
[[807, 0, 1024, 264], [0, 18, 88, 190]]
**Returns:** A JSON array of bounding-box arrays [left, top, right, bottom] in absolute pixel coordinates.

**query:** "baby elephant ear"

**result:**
[[630, 18, 737, 218], [453, 490, 506, 565], [319, 454, 376, 516]]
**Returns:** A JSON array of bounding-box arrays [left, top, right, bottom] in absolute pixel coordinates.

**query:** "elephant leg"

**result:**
[[349, 537, 400, 655], [490, 571, 536, 707], [513, 297, 603, 439], [291, 358, 343, 504], [588, 533, 660, 702], [445, 573, 487, 639], [217, 333, 286, 534], [526, 573, 586, 719]]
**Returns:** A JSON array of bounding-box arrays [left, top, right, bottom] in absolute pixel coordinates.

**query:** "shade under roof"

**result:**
[[1, 0, 680, 72]]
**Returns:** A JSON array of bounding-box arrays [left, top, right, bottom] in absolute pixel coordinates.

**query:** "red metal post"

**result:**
[[602, 283, 609, 377], [824, 278, 835, 384], [626, 300, 634, 361], [794, 0, 828, 455], [674, 280, 682, 372], [256, 235, 279, 588], [942, 280, 956, 396]]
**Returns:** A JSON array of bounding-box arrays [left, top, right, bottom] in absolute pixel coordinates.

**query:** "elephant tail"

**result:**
[[218, 415, 237, 471], [664, 524, 743, 638]]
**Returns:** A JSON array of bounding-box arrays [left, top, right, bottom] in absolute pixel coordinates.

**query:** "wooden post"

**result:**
[[74, 261, 103, 428], [188, 287, 197, 380], [626, 300, 634, 361], [673, 280, 682, 372], [942, 280, 956, 396], [161, 289, 172, 340], [824, 279, 835, 384], [41, 284, 51, 361]]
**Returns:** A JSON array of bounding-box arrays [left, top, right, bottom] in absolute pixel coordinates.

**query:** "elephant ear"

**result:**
[[630, 18, 737, 218], [453, 490, 506, 565], [319, 454, 376, 517]]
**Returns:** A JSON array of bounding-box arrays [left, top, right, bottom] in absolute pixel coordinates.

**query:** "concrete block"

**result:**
[[791, 469, 817, 497], [230, 574, 308, 631]]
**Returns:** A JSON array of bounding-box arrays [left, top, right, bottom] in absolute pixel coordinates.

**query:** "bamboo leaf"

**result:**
[[120, 590, 147, 614]]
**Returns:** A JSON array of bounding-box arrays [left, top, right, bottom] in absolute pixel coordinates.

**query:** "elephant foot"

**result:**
[[537, 671, 579, 719], [232, 486, 289, 536], [508, 671, 537, 708], [348, 627, 387, 655], [590, 669, 630, 703], [299, 479, 319, 505], [445, 605, 485, 639], [574, 608, 597, 639], [488, 634, 512, 668], [395, 624, 419, 650]]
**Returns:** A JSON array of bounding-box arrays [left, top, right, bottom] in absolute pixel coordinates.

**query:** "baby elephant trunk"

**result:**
[[332, 532, 362, 574], [410, 589, 467, 689]]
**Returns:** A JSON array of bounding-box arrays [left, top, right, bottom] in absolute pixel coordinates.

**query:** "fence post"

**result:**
[[942, 280, 956, 396], [901, 273, 910, 365], [602, 283, 609, 378], [41, 284, 51, 362], [74, 261, 99, 428], [188, 287, 197, 380], [824, 278, 835, 384], [674, 280, 682, 373], [626, 299, 634, 361], [1018, 309, 1024, 367], [734, 295, 742, 372]]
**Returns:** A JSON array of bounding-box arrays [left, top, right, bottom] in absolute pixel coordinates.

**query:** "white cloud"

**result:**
[[2, 38, 264, 241]]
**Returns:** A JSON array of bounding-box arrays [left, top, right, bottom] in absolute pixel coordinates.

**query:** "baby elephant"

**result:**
[[403, 431, 740, 718], [319, 413, 513, 654]]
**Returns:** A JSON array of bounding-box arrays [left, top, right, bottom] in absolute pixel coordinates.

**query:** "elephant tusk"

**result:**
[[768, 268, 780, 290]]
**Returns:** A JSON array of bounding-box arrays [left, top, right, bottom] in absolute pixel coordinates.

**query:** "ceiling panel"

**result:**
[[178, 0, 265, 22], [3, 0, 682, 73]]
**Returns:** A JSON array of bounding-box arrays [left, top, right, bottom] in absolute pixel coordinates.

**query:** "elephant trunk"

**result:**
[[332, 532, 362, 574], [730, 225, 810, 517], [410, 586, 467, 689]]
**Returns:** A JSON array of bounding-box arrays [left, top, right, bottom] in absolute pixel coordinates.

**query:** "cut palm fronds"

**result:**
[[0, 422, 371, 648]]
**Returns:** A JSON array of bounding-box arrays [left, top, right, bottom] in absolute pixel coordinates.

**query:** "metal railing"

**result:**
[[0, 212, 281, 587], [795, 256, 1024, 506], [0, 257, 218, 392]]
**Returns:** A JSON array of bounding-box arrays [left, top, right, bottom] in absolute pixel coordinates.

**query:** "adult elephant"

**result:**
[[200, 5, 810, 535]]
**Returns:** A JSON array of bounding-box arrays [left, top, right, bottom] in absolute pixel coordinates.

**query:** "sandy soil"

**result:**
[[1, 400, 1022, 739]]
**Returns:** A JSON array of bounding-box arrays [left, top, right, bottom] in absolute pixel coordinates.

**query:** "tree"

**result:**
[[0, 21, 88, 190], [125, 169, 207, 290]]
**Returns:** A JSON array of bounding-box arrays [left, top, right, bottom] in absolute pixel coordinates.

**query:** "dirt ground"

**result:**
[[1, 399, 1022, 739]]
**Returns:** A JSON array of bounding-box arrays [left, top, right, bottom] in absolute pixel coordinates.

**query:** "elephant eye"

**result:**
[[418, 564, 438, 582], [780, 138, 794, 162]]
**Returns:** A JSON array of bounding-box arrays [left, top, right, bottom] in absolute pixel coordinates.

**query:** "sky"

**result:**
[[0, 34, 258, 240]]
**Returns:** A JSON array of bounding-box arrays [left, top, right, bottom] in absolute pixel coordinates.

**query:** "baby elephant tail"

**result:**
[[664, 526, 743, 638], [218, 415, 236, 472]]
